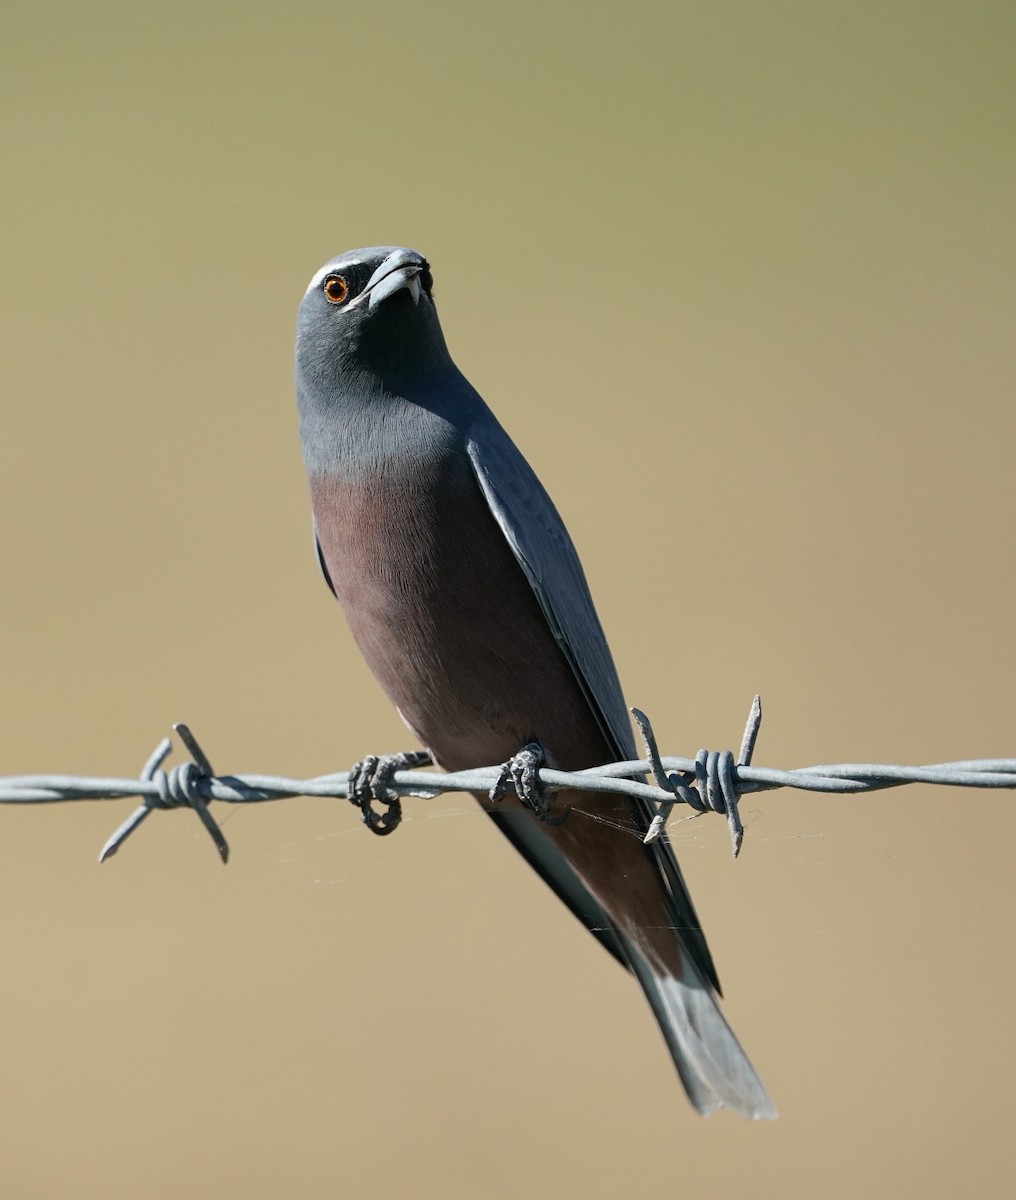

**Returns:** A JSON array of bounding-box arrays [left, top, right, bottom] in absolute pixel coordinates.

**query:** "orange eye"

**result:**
[[323, 275, 349, 304]]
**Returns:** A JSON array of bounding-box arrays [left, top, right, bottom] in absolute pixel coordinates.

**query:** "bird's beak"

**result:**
[[352, 250, 426, 310]]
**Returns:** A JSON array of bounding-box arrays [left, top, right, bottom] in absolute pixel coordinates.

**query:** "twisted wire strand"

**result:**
[[1, 700, 1012, 863]]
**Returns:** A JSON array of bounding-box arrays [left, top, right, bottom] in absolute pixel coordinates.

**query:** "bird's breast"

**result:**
[[308, 452, 606, 773]]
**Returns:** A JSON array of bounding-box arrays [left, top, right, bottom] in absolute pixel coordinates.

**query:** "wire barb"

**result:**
[[634, 698, 761, 857], [98, 723, 228, 863]]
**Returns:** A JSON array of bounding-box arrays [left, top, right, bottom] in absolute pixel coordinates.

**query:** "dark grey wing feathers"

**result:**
[[466, 428, 635, 763], [313, 520, 338, 597], [489, 809, 629, 968], [466, 419, 721, 994]]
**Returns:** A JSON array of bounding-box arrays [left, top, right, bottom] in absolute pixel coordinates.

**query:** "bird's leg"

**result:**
[[488, 742, 568, 825], [348, 750, 432, 837]]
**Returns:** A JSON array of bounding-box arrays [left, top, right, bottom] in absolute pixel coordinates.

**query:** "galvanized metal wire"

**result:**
[[1, 697, 1012, 864]]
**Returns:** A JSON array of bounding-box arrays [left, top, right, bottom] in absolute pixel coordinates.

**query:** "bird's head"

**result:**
[[296, 246, 451, 394]]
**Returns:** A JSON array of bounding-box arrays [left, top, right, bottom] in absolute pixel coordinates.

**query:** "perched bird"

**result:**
[[295, 246, 775, 1118]]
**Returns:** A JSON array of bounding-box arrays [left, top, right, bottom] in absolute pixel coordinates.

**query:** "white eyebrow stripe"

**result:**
[[304, 262, 343, 296]]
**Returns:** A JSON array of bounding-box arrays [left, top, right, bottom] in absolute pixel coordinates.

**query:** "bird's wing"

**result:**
[[312, 519, 338, 596], [465, 417, 721, 993], [465, 421, 635, 762]]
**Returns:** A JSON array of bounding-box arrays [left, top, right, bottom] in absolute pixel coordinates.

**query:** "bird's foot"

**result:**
[[488, 742, 568, 825], [348, 750, 432, 837]]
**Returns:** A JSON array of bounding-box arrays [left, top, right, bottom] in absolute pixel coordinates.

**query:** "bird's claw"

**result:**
[[488, 742, 568, 824], [348, 750, 431, 837]]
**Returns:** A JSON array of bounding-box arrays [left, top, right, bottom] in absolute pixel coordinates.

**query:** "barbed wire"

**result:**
[[1, 697, 1012, 864]]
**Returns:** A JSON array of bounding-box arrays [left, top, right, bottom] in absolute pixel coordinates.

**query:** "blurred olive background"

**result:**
[[1, 2, 1013, 1196]]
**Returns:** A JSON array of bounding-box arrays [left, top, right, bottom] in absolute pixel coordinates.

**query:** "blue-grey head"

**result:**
[[295, 246, 483, 475], [296, 246, 457, 397]]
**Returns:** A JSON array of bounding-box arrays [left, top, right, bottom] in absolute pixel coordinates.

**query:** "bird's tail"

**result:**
[[622, 932, 777, 1119]]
